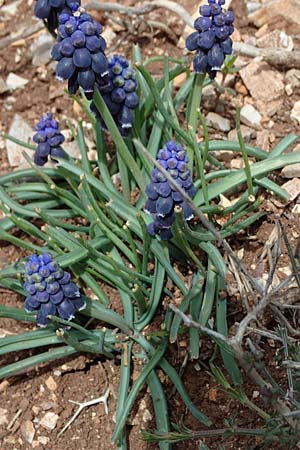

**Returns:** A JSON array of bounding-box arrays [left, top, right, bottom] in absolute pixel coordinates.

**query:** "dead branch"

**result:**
[[233, 42, 300, 70], [0, 21, 44, 50], [84, 0, 194, 27]]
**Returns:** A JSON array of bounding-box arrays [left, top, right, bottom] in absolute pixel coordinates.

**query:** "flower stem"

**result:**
[[187, 73, 206, 170]]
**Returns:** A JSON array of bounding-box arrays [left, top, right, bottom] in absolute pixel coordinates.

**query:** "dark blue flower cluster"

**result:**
[[91, 55, 139, 137], [51, 8, 108, 96], [33, 113, 67, 166], [145, 141, 196, 240], [24, 253, 85, 327], [34, 0, 80, 33], [186, 0, 234, 79]]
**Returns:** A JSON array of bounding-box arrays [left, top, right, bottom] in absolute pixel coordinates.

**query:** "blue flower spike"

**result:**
[[90, 54, 139, 137], [24, 253, 86, 327], [144, 141, 197, 240], [33, 113, 67, 166], [34, 0, 80, 33], [52, 7, 108, 97], [186, 0, 234, 79]]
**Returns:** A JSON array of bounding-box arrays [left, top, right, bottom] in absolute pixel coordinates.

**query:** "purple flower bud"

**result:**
[[200, 5, 211, 16], [193, 52, 208, 74], [73, 47, 91, 68], [77, 69, 95, 92], [194, 16, 212, 31], [91, 52, 108, 74], [35, 291, 50, 303], [56, 57, 76, 80], [71, 29, 86, 47], [85, 35, 101, 52], [111, 88, 126, 103], [186, 31, 199, 51], [208, 43, 225, 69], [198, 30, 215, 50], [224, 10, 234, 24], [125, 92, 139, 109]]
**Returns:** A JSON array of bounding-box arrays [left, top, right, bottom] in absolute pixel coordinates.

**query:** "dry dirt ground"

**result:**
[[1, 0, 300, 449]]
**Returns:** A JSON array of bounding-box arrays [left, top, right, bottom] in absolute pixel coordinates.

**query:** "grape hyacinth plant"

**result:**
[[52, 8, 108, 96], [3, 0, 300, 448], [91, 55, 139, 136], [145, 141, 196, 240], [186, 0, 234, 78], [24, 253, 85, 327], [34, 0, 81, 33], [33, 113, 67, 166]]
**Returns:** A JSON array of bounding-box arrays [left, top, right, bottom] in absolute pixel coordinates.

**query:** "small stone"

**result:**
[[6, 72, 29, 90], [0, 380, 9, 392], [234, 80, 248, 96], [101, 28, 116, 47], [256, 130, 270, 151], [0, 77, 8, 94], [247, 1, 261, 14], [30, 33, 54, 66], [45, 376, 57, 391], [0, 408, 8, 426], [40, 401, 55, 411], [240, 61, 284, 116], [291, 101, 300, 124], [228, 125, 255, 142], [240, 104, 262, 129], [38, 436, 50, 445], [249, 0, 300, 34], [20, 420, 35, 444], [255, 23, 269, 38], [281, 179, 300, 202], [292, 204, 300, 214], [257, 30, 293, 51], [215, 72, 235, 87], [6, 114, 32, 168], [281, 163, 300, 179], [39, 412, 59, 430], [286, 69, 300, 88], [1, 0, 22, 15], [219, 194, 232, 208], [32, 406, 40, 416], [142, 409, 153, 423], [285, 84, 293, 96], [62, 140, 81, 159], [173, 72, 186, 88], [206, 112, 230, 132], [230, 158, 245, 169]]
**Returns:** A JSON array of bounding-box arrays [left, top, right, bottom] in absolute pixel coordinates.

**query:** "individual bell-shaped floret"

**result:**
[[185, 0, 235, 79], [52, 8, 108, 96], [90, 54, 139, 137], [24, 253, 86, 327], [32, 113, 67, 166], [144, 141, 196, 240]]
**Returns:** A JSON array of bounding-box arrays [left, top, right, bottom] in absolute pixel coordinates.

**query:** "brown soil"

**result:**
[[1, 0, 300, 449]]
